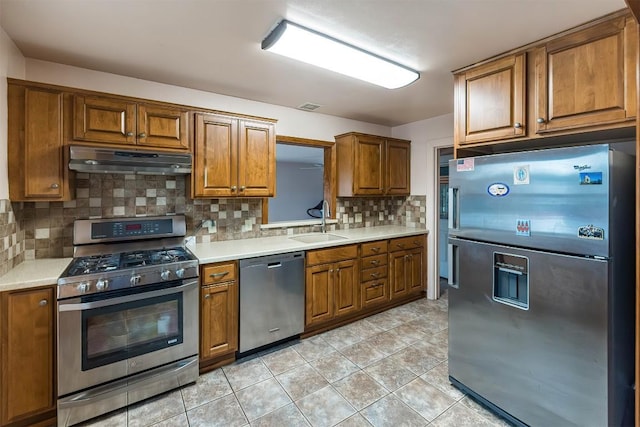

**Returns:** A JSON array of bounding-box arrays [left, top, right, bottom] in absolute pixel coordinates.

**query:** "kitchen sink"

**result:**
[[288, 233, 348, 244]]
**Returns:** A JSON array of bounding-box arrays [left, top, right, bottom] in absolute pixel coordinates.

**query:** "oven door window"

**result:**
[[82, 291, 183, 370]]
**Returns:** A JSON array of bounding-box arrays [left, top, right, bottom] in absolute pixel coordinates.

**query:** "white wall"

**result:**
[[270, 161, 324, 222], [392, 113, 454, 299], [0, 26, 26, 198], [24, 59, 391, 142]]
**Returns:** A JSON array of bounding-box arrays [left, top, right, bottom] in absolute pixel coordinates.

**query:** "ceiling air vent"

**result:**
[[297, 102, 322, 112]]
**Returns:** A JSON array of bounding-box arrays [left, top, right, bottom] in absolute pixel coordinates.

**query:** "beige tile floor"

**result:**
[[80, 291, 512, 427]]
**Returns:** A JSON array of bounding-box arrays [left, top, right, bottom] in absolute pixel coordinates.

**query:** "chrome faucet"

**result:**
[[321, 199, 330, 233]]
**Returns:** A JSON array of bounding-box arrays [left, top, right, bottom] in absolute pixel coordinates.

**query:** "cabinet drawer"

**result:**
[[389, 235, 424, 252], [202, 262, 237, 285], [362, 278, 389, 308], [361, 240, 388, 257], [360, 254, 387, 270], [360, 265, 387, 282], [307, 245, 358, 266]]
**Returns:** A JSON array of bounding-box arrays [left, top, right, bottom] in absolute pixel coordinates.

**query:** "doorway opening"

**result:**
[[437, 147, 453, 297]]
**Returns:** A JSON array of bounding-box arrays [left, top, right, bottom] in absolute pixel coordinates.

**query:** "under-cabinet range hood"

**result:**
[[69, 145, 192, 175]]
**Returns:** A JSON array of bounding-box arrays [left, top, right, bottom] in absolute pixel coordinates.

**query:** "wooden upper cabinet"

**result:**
[[8, 83, 72, 201], [74, 95, 189, 150], [192, 113, 275, 198], [335, 132, 411, 196], [237, 120, 276, 197], [535, 15, 637, 133], [454, 53, 526, 145], [386, 140, 411, 195], [1, 286, 56, 426]]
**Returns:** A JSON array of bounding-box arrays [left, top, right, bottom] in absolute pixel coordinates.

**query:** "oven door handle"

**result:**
[[58, 280, 198, 312]]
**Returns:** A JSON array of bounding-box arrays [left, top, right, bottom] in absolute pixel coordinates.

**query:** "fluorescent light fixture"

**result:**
[[262, 20, 419, 89]]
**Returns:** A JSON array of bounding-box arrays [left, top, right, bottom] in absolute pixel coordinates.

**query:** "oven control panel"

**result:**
[[91, 218, 173, 239]]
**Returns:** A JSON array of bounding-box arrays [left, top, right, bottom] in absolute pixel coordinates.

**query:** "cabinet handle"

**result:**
[[240, 186, 246, 191], [413, 240, 419, 246], [370, 260, 380, 266], [138, 132, 147, 138], [231, 186, 237, 191], [50, 183, 59, 189], [370, 272, 380, 278], [396, 243, 404, 249], [209, 272, 229, 279], [126, 131, 134, 137], [514, 122, 522, 129], [336, 268, 340, 273], [39, 299, 48, 306], [536, 117, 546, 124], [371, 247, 380, 253], [204, 294, 211, 299]]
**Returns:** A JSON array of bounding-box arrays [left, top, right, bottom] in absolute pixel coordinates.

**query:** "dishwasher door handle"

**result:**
[[267, 262, 282, 269]]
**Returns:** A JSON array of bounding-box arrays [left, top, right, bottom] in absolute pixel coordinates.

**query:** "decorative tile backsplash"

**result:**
[[0, 173, 427, 274]]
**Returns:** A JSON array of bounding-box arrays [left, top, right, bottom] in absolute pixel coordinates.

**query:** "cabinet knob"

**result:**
[[204, 294, 211, 299], [370, 272, 380, 278], [240, 186, 246, 191], [537, 117, 546, 124], [396, 243, 404, 248], [370, 260, 379, 266], [371, 247, 380, 253], [138, 132, 147, 138], [231, 186, 237, 191], [126, 131, 134, 137], [39, 299, 48, 306], [50, 183, 59, 189], [514, 122, 522, 129]]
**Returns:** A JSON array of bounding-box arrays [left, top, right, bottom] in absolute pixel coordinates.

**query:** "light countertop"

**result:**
[[0, 258, 72, 292], [0, 226, 428, 291], [188, 225, 428, 264]]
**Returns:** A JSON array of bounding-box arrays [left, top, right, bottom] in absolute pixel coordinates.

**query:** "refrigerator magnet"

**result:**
[[456, 158, 474, 172], [579, 172, 602, 185], [487, 183, 509, 197], [513, 165, 530, 185]]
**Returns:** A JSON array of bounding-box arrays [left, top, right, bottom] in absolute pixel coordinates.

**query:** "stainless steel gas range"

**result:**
[[56, 215, 199, 427]]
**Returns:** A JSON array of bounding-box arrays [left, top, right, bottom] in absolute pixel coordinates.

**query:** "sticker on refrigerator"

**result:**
[[456, 158, 474, 172], [516, 219, 531, 236], [513, 165, 530, 185], [578, 225, 604, 240], [579, 172, 602, 185], [487, 183, 510, 197]]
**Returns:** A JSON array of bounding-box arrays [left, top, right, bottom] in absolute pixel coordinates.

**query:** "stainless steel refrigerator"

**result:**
[[447, 144, 635, 427]]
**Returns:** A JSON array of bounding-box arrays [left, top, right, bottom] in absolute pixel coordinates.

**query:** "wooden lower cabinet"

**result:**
[[200, 262, 238, 371], [305, 245, 359, 328], [304, 236, 426, 334], [1, 286, 56, 427]]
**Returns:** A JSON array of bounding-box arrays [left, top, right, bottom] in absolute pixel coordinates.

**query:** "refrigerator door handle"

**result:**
[[448, 187, 459, 230], [448, 243, 459, 288]]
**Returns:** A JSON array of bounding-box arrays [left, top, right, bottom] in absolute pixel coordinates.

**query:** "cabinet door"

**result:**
[[305, 264, 334, 327], [535, 16, 637, 133], [389, 251, 409, 299], [193, 113, 238, 197], [1, 287, 55, 425], [407, 247, 425, 294], [454, 54, 526, 145], [10, 87, 66, 200], [73, 95, 137, 145], [386, 140, 410, 195], [137, 104, 189, 150], [333, 259, 360, 318], [237, 120, 275, 197], [353, 135, 385, 195], [201, 282, 238, 360]]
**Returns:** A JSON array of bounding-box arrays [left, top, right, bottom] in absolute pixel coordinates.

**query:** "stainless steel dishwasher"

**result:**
[[239, 251, 305, 353]]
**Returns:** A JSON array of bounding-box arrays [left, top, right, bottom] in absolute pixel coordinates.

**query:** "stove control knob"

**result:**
[[130, 275, 141, 286], [77, 282, 90, 294], [160, 270, 171, 281], [175, 268, 185, 278], [96, 279, 109, 291]]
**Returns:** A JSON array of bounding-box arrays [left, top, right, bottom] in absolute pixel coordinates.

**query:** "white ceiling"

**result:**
[[0, 0, 628, 127]]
